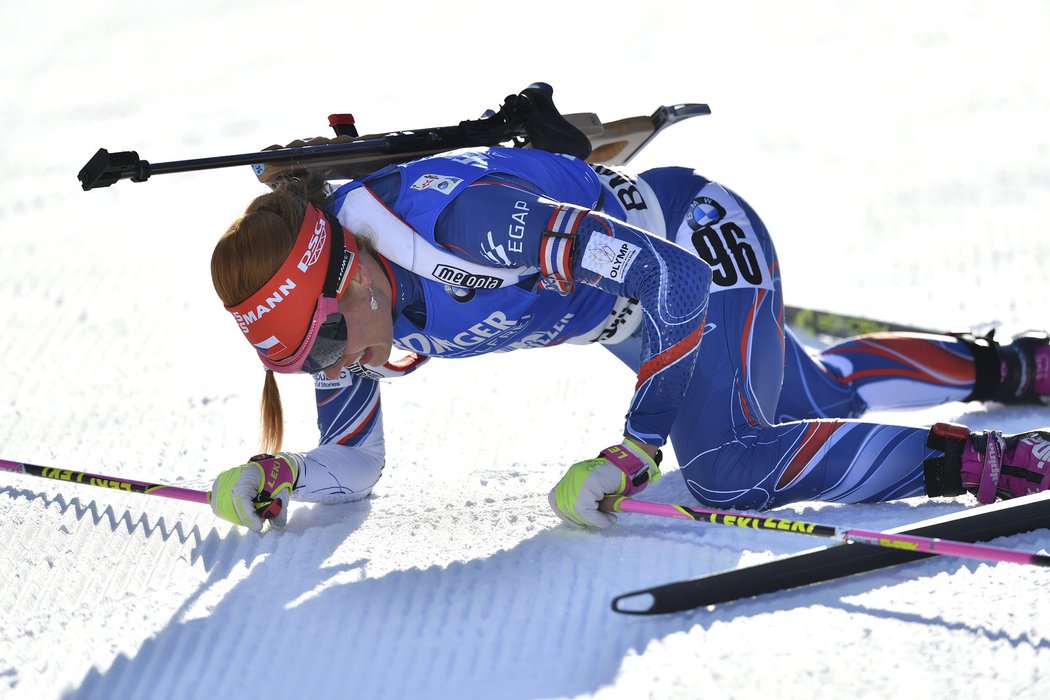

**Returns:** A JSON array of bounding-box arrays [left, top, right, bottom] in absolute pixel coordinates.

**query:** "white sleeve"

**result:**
[[292, 368, 387, 504], [295, 438, 384, 504]]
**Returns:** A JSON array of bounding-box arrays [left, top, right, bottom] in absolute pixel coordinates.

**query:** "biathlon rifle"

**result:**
[[77, 82, 711, 191], [77, 88, 955, 339]]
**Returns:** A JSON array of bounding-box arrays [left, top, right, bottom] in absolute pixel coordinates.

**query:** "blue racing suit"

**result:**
[[292, 147, 980, 510]]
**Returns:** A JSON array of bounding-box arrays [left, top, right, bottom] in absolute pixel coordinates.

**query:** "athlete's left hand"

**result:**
[[548, 438, 662, 529]]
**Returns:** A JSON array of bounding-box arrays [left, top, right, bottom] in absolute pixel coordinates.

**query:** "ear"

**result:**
[[351, 252, 374, 288]]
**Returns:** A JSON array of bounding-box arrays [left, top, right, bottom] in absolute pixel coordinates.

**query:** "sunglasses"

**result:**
[[298, 306, 349, 374]]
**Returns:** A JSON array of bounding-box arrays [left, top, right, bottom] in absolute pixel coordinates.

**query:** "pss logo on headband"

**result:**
[[298, 217, 328, 272]]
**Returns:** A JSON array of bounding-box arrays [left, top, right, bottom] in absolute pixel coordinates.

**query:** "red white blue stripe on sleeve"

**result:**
[[538, 205, 592, 295]]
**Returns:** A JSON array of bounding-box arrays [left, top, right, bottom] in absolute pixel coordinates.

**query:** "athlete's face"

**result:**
[[322, 253, 394, 379]]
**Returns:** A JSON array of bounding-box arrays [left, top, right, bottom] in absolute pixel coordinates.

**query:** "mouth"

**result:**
[[348, 348, 373, 367]]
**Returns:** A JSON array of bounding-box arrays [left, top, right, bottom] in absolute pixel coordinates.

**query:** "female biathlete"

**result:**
[[207, 146, 1050, 531]]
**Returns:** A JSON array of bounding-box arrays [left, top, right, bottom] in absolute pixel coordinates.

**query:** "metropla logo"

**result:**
[[298, 216, 327, 273], [432, 265, 502, 290]]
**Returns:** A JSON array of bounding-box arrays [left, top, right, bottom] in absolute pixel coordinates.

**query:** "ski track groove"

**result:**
[[8, 476, 1050, 696], [57, 504, 640, 698], [4, 388, 1050, 699], [7, 458, 1050, 699], [8, 472, 1050, 696], [0, 486, 229, 699]]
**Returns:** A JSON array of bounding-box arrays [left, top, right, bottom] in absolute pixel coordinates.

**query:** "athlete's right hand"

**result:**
[[253, 135, 354, 186], [209, 453, 300, 532]]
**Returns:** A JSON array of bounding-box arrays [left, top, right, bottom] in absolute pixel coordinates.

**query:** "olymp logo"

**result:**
[[582, 237, 641, 281]]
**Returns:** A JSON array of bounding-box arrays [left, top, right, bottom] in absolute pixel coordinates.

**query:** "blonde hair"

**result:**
[[211, 175, 329, 453]]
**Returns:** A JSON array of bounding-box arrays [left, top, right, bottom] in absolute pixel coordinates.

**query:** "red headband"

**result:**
[[225, 204, 357, 363]]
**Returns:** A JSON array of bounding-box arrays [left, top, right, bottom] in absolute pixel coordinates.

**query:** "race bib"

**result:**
[[675, 183, 773, 292]]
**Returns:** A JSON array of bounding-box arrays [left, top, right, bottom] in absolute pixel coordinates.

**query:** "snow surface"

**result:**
[[2, 1, 1049, 698]]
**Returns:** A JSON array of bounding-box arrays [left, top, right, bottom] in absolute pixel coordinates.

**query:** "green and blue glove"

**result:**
[[209, 452, 300, 532], [548, 438, 662, 529]]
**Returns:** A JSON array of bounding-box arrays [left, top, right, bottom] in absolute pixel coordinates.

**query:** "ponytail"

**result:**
[[212, 174, 328, 452], [260, 369, 284, 453]]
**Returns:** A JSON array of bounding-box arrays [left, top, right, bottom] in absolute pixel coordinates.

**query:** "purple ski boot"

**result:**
[[925, 422, 1050, 504]]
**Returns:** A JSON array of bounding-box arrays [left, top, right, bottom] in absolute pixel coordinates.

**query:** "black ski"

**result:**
[[611, 491, 1050, 615]]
